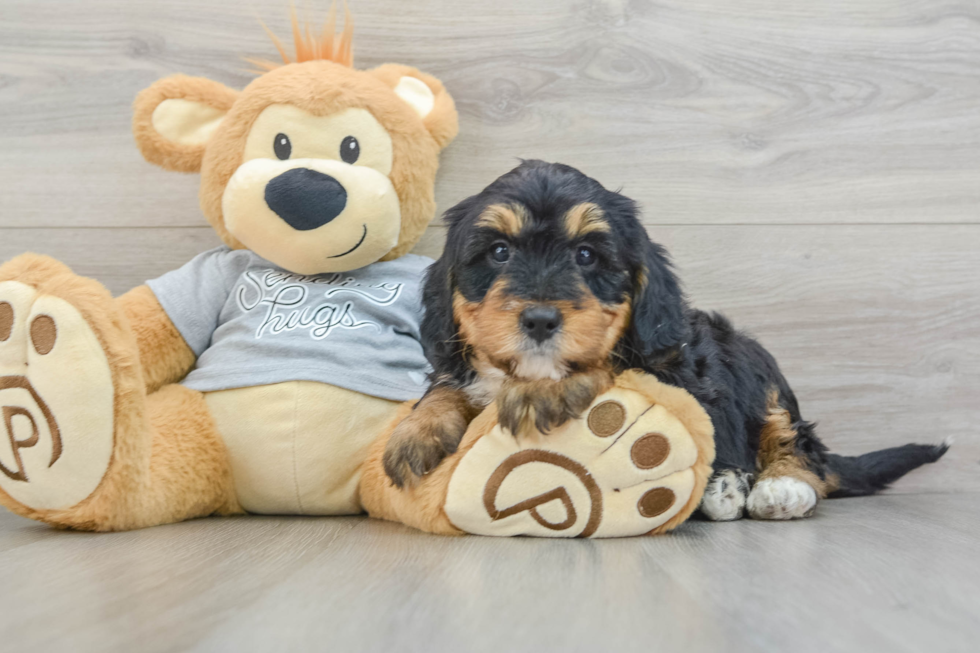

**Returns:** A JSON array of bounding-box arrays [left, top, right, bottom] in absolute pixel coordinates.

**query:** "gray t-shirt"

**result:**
[[147, 247, 433, 401]]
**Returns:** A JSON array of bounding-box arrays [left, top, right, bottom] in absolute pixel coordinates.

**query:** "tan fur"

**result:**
[[447, 211, 632, 436], [556, 296, 630, 367], [611, 371, 716, 534], [453, 284, 519, 371], [563, 203, 610, 239], [496, 368, 613, 436], [135, 54, 456, 258], [0, 255, 708, 536], [453, 283, 630, 377], [361, 401, 467, 535], [132, 75, 240, 173], [382, 385, 480, 487], [756, 391, 837, 498], [362, 370, 714, 536], [0, 254, 240, 531], [394, 386, 480, 447], [368, 63, 458, 151], [180, 61, 455, 255], [2, 18, 458, 532], [475, 204, 528, 237], [117, 285, 196, 394]]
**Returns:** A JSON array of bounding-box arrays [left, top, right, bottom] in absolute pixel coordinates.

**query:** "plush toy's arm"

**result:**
[[116, 285, 196, 394]]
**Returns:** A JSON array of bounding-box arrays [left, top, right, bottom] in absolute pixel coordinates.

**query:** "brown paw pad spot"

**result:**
[[30, 315, 56, 355], [630, 433, 670, 469], [637, 487, 675, 518], [587, 400, 626, 437], [0, 302, 12, 341]]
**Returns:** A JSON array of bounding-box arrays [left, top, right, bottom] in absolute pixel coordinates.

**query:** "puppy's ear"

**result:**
[[421, 194, 487, 383], [420, 255, 469, 384], [133, 75, 239, 173], [626, 239, 687, 360]]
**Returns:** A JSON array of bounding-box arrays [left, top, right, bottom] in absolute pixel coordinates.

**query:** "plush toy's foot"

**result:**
[[443, 372, 714, 538], [0, 257, 122, 516], [0, 254, 238, 530]]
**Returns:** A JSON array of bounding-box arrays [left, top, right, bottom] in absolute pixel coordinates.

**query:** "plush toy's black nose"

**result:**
[[264, 168, 348, 231], [520, 305, 563, 343]]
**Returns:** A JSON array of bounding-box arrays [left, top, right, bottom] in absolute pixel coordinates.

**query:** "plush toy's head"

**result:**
[[132, 9, 457, 274]]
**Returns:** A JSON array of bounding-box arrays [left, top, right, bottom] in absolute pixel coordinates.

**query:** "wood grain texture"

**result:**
[[1, 494, 979, 652], [1, 3, 978, 649], [0, 0, 978, 227], [0, 1, 976, 490], [0, 224, 975, 493]]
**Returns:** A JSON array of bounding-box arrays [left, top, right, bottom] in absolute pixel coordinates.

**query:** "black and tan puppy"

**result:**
[[384, 160, 948, 520]]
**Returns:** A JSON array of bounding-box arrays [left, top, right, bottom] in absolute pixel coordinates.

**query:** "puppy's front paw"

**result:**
[[497, 372, 610, 436], [699, 469, 752, 521], [746, 476, 818, 520], [382, 410, 468, 488]]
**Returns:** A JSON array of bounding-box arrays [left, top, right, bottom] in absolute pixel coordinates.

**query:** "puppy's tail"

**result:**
[[823, 439, 950, 498]]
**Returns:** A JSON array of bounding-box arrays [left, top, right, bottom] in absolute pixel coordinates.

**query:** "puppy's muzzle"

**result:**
[[520, 304, 562, 344], [265, 168, 348, 231]]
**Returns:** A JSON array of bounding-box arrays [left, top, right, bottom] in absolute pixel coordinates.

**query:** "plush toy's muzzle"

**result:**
[[132, 59, 459, 273], [223, 156, 400, 274]]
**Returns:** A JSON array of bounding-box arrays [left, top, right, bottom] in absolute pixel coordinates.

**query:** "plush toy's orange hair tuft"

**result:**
[[247, 1, 354, 73]]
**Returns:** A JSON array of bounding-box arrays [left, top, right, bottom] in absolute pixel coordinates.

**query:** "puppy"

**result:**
[[384, 160, 948, 521]]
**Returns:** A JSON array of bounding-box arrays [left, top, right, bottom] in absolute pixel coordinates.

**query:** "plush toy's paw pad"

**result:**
[[0, 280, 115, 511], [444, 386, 704, 538], [746, 477, 818, 520]]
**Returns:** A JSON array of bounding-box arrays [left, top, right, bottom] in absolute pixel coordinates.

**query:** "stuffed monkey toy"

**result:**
[[0, 9, 712, 536]]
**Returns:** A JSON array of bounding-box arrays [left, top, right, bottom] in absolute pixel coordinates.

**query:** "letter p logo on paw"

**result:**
[[445, 384, 706, 538], [0, 377, 62, 482], [0, 282, 115, 511]]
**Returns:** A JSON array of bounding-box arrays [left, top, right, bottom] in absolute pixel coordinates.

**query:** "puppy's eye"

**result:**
[[575, 245, 596, 267], [490, 242, 510, 263], [274, 133, 291, 160], [340, 136, 360, 164]]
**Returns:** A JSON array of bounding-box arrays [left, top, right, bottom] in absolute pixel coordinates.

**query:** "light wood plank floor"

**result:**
[[1, 494, 978, 652], [1, 1, 978, 650], [1, 0, 977, 490]]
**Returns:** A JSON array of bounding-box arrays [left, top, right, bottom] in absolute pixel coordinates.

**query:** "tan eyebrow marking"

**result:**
[[564, 202, 610, 238], [476, 204, 528, 237]]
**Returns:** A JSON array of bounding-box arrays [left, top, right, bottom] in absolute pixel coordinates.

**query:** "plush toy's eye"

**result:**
[[340, 136, 360, 164], [490, 242, 510, 263], [274, 133, 291, 160], [575, 245, 596, 267]]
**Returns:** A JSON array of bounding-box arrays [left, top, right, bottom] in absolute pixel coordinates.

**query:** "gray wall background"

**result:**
[[1, 0, 976, 492]]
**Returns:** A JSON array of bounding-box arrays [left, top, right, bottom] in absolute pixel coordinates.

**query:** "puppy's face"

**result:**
[[446, 170, 638, 382], [423, 162, 687, 435]]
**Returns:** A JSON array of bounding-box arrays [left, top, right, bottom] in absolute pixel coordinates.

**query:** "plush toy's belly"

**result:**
[[204, 381, 402, 515]]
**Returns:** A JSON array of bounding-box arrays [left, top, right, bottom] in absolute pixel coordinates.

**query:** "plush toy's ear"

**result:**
[[369, 64, 459, 150], [133, 75, 240, 173]]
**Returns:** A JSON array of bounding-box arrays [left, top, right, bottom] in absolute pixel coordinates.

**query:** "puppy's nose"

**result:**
[[265, 168, 348, 231], [520, 305, 562, 343]]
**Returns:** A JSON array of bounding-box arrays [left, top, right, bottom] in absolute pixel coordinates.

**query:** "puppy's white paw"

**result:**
[[747, 477, 817, 520], [699, 469, 750, 521]]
